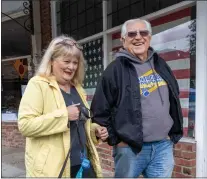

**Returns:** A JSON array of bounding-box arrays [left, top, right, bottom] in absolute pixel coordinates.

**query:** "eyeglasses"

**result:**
[[56, 39, 83, 51], [127, 30, 150, 38]]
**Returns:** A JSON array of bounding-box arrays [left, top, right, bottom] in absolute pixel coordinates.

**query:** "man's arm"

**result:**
[[91, 66, 120, 146]]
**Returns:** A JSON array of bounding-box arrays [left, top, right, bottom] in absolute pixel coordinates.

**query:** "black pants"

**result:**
[[71, 165, 96, 178]]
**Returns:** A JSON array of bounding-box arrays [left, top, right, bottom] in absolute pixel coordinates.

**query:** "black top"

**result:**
[[91, 53, 183, 151], [60, 87, 88, 166]]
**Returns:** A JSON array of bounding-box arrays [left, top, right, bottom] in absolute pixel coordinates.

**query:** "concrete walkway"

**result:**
[[2, 146, 25, 178], [1, 146, 113, 178]]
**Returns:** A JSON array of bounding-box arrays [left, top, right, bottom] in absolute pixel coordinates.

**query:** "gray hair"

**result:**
[[121, 19, 152, 38]]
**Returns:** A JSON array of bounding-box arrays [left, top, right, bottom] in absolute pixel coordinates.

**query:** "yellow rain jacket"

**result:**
[[18, 76, 102, 177]]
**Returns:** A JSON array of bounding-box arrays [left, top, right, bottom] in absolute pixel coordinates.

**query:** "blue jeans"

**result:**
[[113, 139, 174, 178]]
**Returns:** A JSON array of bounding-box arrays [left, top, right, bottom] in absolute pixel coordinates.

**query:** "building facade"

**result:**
[[2, 1, 32, 148], [2, 0, 49, 147], [2, 0, 207, 177]]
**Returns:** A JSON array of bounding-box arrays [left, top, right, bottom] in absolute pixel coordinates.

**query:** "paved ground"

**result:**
[[2, 146, 26, 178], [1, 146, 113, 178]]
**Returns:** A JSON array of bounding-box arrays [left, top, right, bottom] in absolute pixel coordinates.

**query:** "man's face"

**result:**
[[122, 21, 151, 60]]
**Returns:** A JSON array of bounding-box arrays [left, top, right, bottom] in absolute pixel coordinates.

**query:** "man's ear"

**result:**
[[120, 37, 125, 43], [149, 35, 152, 41]]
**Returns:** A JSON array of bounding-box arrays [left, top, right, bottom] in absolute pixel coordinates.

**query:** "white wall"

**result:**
[[2, 1, 25, 14], [195, 1, 207, 177]]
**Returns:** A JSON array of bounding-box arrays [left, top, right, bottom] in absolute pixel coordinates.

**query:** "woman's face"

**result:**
[[52, 56, 79, 84]]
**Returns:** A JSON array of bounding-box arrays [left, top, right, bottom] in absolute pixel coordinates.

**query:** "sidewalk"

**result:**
[[2, 146, 26, 178], [1, 146, 113, 178]]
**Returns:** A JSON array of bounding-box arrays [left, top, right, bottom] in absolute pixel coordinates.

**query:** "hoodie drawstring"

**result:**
[[148, 61, 164, 106]]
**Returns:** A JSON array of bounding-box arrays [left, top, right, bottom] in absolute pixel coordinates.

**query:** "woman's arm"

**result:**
[[90, 122, 101, 145], [18, 78, 69, 137]]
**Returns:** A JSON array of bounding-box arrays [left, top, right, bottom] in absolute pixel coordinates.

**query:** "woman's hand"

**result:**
[[67, 103, 80, 121], [95, 126, 108, 141]]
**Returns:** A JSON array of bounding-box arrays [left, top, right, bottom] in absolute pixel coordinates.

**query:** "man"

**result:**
[[91, 19, 183, 178]]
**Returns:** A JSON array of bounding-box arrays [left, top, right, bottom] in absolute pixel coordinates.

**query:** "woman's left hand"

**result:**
[[95, 126, 108, 141]]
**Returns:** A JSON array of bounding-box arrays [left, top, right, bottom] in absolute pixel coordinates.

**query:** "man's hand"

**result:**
[[95, 126, 108, 141]]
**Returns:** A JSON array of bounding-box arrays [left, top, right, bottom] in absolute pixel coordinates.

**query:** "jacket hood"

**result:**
[[115, 47, 164, 106], [115, 47, 155, 64]]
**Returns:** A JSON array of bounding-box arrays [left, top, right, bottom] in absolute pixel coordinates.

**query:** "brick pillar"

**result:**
[[40, 0, 52, 50], [28, 0, 52, 78], [28, 1, 43, 78], [173, 142, 196, 177], [96, 143, 114, 177]]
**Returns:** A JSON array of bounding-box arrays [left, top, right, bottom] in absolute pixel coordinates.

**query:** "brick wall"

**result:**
[[96, 143, 114, 177], [2, 121, 196, 177], [2, 122, 25, 148], [27, 0, 52, 79], [96, 142, 196, 178], [173, 142, 196, 177]]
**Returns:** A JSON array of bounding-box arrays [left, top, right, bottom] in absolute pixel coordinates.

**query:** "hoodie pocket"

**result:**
[[33, 144, 50, 174]]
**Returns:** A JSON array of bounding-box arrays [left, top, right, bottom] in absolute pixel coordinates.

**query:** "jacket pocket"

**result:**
[[25, 152, 34, 166], [33, 144, 50, 174]]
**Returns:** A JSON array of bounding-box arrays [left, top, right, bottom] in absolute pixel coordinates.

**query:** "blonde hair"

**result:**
[[36, 35, 86, 86]]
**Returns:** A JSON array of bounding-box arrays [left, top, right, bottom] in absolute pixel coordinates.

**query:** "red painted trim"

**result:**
[[158, 50, 190, 61], [173, 69, 190, 79], [150, 8, 191, 27], [179, 91, 190, 98], [112, 32, 121, 40], [182, 108, 189, 118]]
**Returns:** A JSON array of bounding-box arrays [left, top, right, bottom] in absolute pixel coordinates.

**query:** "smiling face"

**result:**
[[52, 56, 79, 85], [122, 21, 151, 61]]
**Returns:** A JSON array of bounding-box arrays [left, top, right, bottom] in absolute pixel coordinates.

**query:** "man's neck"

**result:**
[[136, 53, 148, 61]]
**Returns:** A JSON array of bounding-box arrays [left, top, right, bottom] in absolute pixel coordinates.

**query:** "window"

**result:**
[[107, 0, 186, 29], [130, 1, 145, 19], [2, 16, 31, 59], [86, 8, 94, 24], [151, 9, 196, 137], [2, 59, 28, 121], [78, 0, 85, 13], [82, 38, 104, 105], [56, 0, 103, 40]]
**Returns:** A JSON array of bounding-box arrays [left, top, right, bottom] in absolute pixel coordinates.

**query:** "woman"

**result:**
[[18, 36, 108, 177]]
